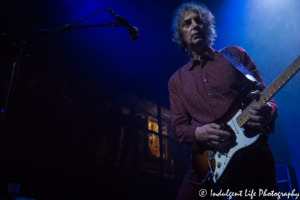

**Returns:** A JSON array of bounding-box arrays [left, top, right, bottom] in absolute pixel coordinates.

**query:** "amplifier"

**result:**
[[276, 164, 299, 200]]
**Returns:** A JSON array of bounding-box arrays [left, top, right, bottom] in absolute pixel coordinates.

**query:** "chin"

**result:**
[[193, 40, 206, 47]]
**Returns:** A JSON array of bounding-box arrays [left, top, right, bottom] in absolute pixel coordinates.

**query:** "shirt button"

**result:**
[[208, 93, 211, 95], [213, 105, 216, 108], [204, 79, 206, 82]]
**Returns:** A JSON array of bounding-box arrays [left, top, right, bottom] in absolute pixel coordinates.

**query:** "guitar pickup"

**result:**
[[215, 151, 221, 158]]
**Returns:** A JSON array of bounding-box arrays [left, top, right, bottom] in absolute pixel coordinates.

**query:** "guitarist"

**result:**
[[169, 2, 278, 200]]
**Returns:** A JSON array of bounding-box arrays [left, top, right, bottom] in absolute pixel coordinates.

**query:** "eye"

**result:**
[[182, 20, 191, 27], [195, 18, 203, 24]]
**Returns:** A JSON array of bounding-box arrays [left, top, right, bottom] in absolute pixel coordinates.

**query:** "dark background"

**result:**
[[0, 0, 300, 199]]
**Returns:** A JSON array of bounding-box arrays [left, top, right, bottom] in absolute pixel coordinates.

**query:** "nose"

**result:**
[[191, 19, 198, 29], [191, 19, 203, 31]]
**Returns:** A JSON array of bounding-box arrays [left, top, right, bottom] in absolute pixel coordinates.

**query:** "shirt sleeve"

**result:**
[[230, 46, 278, 134], [168, 76, 203, 153]]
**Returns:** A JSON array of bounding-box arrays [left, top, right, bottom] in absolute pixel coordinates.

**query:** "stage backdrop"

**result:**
[[1, 0, 299, 192]]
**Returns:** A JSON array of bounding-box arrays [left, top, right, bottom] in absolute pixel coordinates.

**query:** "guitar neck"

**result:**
[[236, 55, 300, 128]]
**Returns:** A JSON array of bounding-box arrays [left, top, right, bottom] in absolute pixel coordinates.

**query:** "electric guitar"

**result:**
[[193, 55, 300, 186]]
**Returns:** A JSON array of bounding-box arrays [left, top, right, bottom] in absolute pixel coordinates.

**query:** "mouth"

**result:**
[[192, 32, 203, 38]]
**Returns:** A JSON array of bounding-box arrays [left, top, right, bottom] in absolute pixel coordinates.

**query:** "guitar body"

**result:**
[[192, 86, 268, 186]]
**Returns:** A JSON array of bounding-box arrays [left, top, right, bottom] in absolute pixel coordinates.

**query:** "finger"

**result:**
[[206, 124, 229, 134], [248, 109, 259, 116], [207, 135, 221, 142], [249, 90, 261, 100], [209, 123, 221, 129], [218, 131, 231, 140], [250, 90, 260, 96], [208, 129, 231, 139], [251, 105, 272, 112], [249, 115, 269, 124], [249, 109, 272, 122], [208, 133, 230, 143], [247, 121, 268, 128], [209, 124, 234, 136], [249, 109, 271, 116]]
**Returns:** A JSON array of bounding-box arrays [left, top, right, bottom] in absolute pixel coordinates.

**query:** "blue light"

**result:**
[[1, 109, 3, 113]]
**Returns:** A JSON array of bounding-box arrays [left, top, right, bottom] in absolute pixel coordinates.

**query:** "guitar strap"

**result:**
[[218, 47, 263, 91]]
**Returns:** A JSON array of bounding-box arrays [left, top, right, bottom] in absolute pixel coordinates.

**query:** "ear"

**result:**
[[180, 40, 186, 48], [180, 41, 188, 54]]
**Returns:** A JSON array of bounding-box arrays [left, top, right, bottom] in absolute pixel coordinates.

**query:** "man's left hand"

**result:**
[[247, 90, 274, 128]]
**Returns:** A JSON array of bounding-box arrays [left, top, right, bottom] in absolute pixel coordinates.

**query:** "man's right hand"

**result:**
[[195, 123, 232, 150]]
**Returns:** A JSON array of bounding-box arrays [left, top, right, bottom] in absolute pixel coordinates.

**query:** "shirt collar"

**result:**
[[188, 47, 216, 70]]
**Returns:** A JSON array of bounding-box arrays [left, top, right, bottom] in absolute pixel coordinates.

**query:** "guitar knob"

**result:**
[[214, 172, 219, 178], [216, 152, 221, 158], [217, 162, 222, 168]]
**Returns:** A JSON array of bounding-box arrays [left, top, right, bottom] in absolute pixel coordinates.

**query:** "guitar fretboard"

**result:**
[[236, 55, 300, 128]]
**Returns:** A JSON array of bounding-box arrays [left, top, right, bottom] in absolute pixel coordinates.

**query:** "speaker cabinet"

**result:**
[[276, 164, 299, 200]]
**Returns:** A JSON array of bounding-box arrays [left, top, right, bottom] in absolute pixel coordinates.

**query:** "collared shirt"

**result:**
[[168, 46, 277, 153]]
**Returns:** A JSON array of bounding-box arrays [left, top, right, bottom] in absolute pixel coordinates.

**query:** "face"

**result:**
[[179, 10, 207, 50]]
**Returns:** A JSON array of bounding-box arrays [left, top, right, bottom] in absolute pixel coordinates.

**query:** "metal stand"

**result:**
[[0, 8, 136, 198], [0, 22, 122, 140]]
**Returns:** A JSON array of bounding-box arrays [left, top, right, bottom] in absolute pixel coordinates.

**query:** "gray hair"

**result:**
[[171, 2, 217, 53]]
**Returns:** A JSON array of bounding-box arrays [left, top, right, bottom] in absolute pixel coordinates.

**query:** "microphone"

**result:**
[[107, 9, 139, 41]]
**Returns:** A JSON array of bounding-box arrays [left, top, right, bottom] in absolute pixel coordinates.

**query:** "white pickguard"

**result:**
[[212, 109, 260, 183]]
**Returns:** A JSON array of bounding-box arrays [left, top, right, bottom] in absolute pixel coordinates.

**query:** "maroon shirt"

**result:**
[[168, 46, 277, 153]]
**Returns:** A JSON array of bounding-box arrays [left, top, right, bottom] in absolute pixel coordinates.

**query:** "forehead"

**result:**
[[180, 10, 200, 23]]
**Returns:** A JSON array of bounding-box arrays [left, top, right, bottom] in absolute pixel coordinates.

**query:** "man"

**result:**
[[168, 2, 278, 200]]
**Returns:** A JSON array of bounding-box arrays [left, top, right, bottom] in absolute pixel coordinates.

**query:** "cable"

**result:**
[[185, 167, 211, 185]]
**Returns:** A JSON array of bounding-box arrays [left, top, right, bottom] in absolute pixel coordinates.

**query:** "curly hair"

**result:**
[[171, 2, 217, 54]]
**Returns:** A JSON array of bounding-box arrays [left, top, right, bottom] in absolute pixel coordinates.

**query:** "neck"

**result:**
[[189, 44, 209, 60]]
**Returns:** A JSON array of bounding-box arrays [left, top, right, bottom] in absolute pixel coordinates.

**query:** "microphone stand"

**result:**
[[0, 21, 121, 140], [0, 20, 122, 199]]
